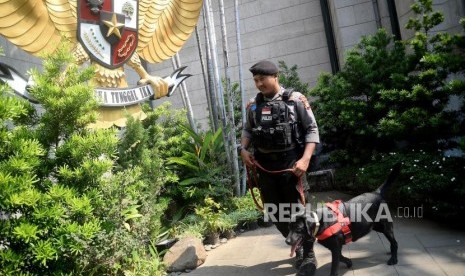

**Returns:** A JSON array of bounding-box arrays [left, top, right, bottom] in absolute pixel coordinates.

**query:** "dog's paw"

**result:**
[[296, 258, 317, 276], [345, 259, 353, 268], [387, 257, 398, 265]]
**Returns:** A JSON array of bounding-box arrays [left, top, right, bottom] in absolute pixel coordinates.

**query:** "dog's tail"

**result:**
[[376, 162, 401, 198]]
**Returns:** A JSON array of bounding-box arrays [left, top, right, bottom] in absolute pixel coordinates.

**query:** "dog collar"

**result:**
[[311, 211, 320, 237]]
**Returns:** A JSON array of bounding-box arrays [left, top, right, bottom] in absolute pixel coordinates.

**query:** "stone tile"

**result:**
[[427, 245, 465, 265], [187, 262, 246, 276], [244, 259, 296, 276], [396, 263, 446, 276], [439, 262, 465, 276], [379, 233, 436, 265], [417, 233, 465, 248], [183, 192, 465, 276], [350, 263, 398, 276]]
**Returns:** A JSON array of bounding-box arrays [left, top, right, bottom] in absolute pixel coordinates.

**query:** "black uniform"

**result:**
[[243, 60, 320, 271], [242, 87, 319, 236]]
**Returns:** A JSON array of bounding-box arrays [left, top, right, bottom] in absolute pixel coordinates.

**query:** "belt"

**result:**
[[255, 147, 298, 161], [256, 145, 296, 154]]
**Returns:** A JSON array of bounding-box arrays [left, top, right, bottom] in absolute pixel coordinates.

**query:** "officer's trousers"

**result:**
[[254, 148, 316, 265]]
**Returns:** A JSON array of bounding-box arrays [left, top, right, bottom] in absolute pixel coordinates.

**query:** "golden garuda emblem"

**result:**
[[0, 0, 203, 128]]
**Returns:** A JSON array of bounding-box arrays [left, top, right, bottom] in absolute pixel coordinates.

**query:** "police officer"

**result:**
[[240, 60, 319, 273]]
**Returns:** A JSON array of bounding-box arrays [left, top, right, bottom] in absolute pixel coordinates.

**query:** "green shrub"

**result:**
[[167, 125, 233, 205], [311, 0, 464, 167], [0, 44, 167, 275], [352, 150, 464, 227]]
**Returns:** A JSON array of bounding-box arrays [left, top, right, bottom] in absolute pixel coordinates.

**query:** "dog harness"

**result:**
[[316, 200, 352, 244]]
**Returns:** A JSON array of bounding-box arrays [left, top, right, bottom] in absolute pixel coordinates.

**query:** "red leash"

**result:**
[[246, 160, 306, 211]]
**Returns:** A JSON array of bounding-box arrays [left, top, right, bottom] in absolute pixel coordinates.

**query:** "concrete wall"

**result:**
[[1, 0, 464, 129], [150, 0, 333, 128]]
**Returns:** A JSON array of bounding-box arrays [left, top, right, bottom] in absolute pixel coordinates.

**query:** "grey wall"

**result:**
[[150, 0, 333, 129]]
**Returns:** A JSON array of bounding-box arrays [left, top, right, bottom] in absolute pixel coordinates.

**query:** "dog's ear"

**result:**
[[290, 205, 306, 223], [304, 213, 316, 236]]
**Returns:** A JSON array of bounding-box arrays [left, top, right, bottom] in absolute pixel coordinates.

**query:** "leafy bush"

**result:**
[[351, 151, 464, 227], [0, 44, 106, 274], [0, 44, 167, 275], [310, 0, 465, 226], [167, 126, 233, 205], [228, 189, 262, 226], [311, 0, 464, 167], [278, 61, 311, 96], [194, 197, 225, 235]]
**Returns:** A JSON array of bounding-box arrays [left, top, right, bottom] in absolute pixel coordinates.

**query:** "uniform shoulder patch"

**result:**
[[246, 97, 256, 110], [299, 95, 311, 110]]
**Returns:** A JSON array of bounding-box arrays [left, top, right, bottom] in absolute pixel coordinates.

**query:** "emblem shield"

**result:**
[[78, 0, 138, 69]]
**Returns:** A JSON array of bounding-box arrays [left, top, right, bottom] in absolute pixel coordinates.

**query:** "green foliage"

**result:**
[[0, 45, 104, 275], [228, 189, 262, 225], [167, 125, 232, 203], [122, 242, 166, 276], [311, 1, 465, 166], [0, 44, 166, 275], [406, 0, 445, 57], [141, 102, 191, 185], [278, 61, 311, 96], [28, 43, 98, 149], [312, 29, 411, 164], [194, 197, 225, 234], [311, 0, 465, 225], [352, 150, 464, 225]]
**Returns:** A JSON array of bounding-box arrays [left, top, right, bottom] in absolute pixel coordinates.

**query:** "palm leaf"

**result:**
[[167, 157, 199, 171]]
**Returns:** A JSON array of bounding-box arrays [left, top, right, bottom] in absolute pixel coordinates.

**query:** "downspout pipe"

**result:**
[[386, 0, 402, 40], [319, 0, 340, 74], [372, 0, 382, 29]]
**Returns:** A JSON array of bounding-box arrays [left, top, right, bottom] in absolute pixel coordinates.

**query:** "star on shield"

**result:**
[[100, 11, 125, 45]]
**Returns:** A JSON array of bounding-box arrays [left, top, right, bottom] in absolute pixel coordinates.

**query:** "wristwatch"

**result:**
[[238, 145, 247, 153]]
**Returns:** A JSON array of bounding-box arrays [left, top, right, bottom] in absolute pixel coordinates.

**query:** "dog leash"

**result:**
[[246, 160, 306, 211]]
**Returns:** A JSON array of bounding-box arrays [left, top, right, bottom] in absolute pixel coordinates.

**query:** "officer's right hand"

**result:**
[[240, 149, 255, 167]]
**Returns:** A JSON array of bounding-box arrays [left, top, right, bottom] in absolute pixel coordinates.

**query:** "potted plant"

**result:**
[[195, 197, 224, 245], [217, 212, 238, 239], [231, 189, 263, 231]]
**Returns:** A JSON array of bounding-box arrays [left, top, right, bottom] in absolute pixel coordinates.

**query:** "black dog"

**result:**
[[286, 164, 401, 276]]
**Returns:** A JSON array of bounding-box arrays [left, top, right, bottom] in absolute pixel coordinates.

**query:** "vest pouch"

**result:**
[[292, 122, 304, 146], [273, 123, 293, 149], [252, 126, 274, 148]]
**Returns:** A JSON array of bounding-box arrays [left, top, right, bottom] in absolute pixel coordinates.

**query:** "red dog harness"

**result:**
[[316, 200, 352, 244]]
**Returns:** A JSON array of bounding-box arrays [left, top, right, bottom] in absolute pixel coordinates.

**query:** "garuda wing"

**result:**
[[137, 0, 203, 63], [0, 0, 77, 56]]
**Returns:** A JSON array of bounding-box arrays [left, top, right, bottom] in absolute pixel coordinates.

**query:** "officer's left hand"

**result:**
[[293, 158, 310, 177]]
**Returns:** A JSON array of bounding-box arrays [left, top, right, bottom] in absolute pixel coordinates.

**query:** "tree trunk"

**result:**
[[203, 0, 232, 167], [218, 0, 240, 196], [202, 5, 220, 132], [234, 0, 247, 195], [195, 25, 215, 129], [171, 54, 197, 133]]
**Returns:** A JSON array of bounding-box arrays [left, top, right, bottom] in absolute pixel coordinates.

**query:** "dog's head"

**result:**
[[285, 211, 320, 257]]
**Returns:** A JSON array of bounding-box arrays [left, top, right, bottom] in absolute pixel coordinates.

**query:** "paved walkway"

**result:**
[[187, 191, 465, 276]]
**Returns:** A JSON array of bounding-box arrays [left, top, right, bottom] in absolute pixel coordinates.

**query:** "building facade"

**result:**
[[1, 0, 464, 128]]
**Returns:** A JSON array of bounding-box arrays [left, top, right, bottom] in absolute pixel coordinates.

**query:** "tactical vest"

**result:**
[[252, 89, 304, 150]]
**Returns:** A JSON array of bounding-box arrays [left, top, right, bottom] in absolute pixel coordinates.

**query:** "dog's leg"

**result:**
[[327, 238, 342, 276], [329, 247, 341, 276], [297, 239, 317, 276], [340, 253, 352, 268], [383, 222, 398, 265]]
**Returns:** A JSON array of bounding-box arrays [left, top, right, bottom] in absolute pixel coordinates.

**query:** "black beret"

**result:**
[[249, 60, 279, 76]]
